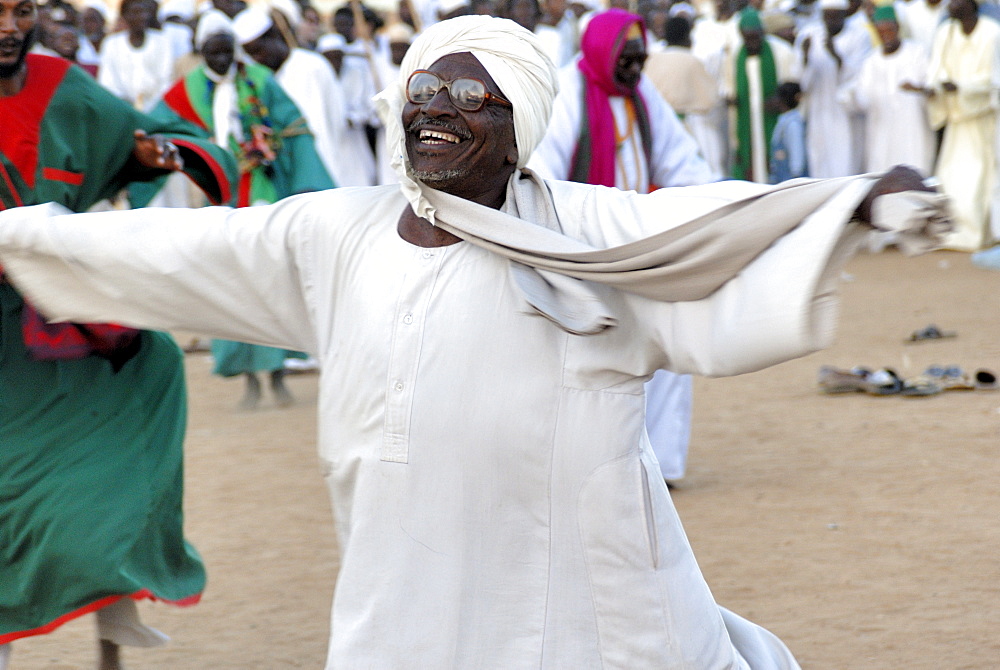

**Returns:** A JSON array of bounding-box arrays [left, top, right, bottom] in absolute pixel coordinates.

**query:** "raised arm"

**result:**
[[0, 196, 322, 354]]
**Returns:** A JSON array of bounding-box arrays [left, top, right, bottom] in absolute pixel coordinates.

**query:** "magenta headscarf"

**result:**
[[571, 9, 652, 188]]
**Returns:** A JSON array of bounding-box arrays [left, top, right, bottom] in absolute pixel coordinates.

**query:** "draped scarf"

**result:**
[[570, 9, 653, 187], [732, 39, 778, 182]]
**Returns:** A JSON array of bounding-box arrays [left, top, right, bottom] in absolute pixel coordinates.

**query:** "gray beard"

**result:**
[[407, 166, 470, 184]]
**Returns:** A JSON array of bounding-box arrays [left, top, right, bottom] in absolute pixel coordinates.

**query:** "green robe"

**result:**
[[0, 55, 236, 643], [732, 41, 779, 182], [151, 62, 332, 376]]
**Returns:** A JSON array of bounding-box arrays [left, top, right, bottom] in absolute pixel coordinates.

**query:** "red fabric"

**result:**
[[163, 80, 209, 131], [21, 299, 140, 362], [174, 137, 233, 205], [576, 9, 647, 187], [0, 55, 71, 190], [41, 166, 84, 185], [0, 590, 201, 645]]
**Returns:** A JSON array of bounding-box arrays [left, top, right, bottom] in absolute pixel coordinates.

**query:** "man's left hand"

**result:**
[[132, 130, 184, 171], [857, 165, 934, 223]]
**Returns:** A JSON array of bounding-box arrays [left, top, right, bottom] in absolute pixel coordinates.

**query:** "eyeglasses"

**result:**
[[405, 70, 512, 112]]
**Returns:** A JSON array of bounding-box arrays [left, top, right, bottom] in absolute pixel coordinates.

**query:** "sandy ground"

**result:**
[[9, 248, 1000, 669]]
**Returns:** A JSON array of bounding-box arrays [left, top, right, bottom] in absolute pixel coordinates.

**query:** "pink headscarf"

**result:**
[[572, 9, 651, 188]]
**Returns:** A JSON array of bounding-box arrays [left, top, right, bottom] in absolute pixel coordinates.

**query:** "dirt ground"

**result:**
[[9, 248, 1000, 669]]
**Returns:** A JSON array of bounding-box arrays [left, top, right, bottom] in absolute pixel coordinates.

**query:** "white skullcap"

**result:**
[[159, 0, 196, 21], [385, 21, 415, 43], [668, 2, 696, 18], [373, 15, 558, 223], [818, 0, 849, 9], [270, 0, 302, 28], [195, 8, 234, 49], [232, 7, 274, 45], [316, 32, 347, 52]]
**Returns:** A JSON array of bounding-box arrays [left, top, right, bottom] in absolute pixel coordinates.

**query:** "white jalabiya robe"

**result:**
[[852, 41, 936, 174], [97, 29, 175, 112], [335, 49, 380, 187], [897, 0, 947, 55], [927, 18, 1000, 251], [529, 66, 715, 481], [274, 48, 350, 189], [0, 176, 884, 669], [797, 22, 872, 178]]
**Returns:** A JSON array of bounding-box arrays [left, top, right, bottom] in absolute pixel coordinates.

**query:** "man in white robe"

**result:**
[[851, 5, 936, 174], [796, 0, 872, 177], [233, 7, 349, 189], [927, 0, 1000, 251], [0, 15, 947, 670], [98, 0, 175, 112]]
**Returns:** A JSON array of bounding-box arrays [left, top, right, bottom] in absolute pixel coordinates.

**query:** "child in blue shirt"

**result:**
[[768, 82, 807, 183]]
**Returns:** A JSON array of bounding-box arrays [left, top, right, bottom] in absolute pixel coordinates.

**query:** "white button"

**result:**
[[402, 314, 413, 324], [394, 381, 404, 392], [422, 250, 434, 259]]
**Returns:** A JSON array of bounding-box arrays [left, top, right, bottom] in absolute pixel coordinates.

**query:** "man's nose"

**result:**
[[421, 87, 458, 116]]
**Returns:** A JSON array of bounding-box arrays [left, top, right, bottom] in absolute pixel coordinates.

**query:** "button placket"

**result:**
[[380, 246, 446, 463]]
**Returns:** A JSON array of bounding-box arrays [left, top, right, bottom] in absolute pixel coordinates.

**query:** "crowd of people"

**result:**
[[27, 0, 1000, 256], [0, 0, 959, 667]]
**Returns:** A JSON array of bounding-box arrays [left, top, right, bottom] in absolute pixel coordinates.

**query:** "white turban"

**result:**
[[195, 9, 234, 50], [232, 7, 274, 45], [819, 0, 849, 9], [373, 15, 558, 223]]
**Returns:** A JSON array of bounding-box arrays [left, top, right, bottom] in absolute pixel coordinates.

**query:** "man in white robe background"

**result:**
[[0, 15, 948, 670], [796, 0, 872, 177], [927, 0, 1000, 251], [850, 5, 936, 174]]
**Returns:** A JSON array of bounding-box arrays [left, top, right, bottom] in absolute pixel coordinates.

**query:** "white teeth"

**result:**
[[419, 129, 461, 144]]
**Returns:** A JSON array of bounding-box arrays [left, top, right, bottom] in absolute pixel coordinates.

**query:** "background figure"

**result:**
[[768, 81, 808, 183], [796, 0, 871, 177], [730, 8, 782, 183], [850, 5, 935, 175], [0, 0, 235, 665], [152, 11, 333, 409], [97, 0, 175, 112], [926, 0, 1000, 251]]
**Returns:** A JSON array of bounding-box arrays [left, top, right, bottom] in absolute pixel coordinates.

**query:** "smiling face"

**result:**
[[401, 52, 518, 206], [0, 0, 35, 80]]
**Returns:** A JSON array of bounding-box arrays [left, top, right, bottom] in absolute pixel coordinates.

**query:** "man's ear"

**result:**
[[506, 146, 519, 165]]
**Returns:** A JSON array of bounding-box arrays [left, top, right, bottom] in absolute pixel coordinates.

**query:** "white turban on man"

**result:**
[[374, 16, 558, 222]]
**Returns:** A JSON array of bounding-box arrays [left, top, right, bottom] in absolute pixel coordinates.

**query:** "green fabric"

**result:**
[[732, 40, 779, 181], [0, 61, 224, 642], [210, 339, 305, 377], [872, 5, 897, 23], [739, 7, 763, 31], [148, 62, 333, 207], [0, 288, 204, 639]]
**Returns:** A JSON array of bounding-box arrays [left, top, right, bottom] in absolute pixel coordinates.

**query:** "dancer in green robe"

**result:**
[[0, 2, 236, 666]]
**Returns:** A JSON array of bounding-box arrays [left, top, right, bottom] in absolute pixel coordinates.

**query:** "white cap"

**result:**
[[232, 7, 274, 45], [317, 32, 347, 52], [818, 0, 849, 10]]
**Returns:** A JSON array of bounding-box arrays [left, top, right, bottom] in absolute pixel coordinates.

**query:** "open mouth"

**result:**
[[418, 129, 462, 145]]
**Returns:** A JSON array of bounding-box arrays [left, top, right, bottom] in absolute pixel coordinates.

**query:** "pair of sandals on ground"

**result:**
[[819, 364, 999, 397]]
